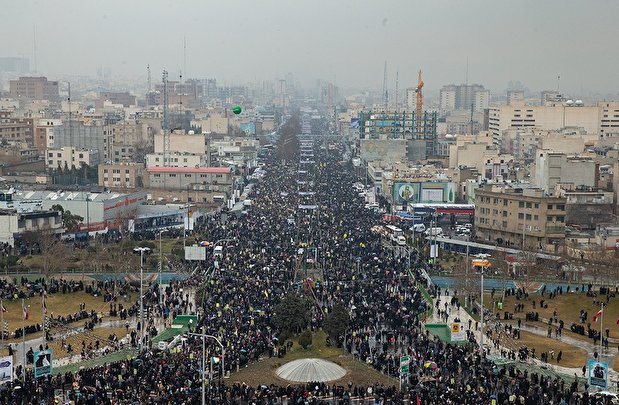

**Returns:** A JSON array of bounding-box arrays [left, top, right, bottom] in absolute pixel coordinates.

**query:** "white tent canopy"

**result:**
[[275, 358, 347, 382]]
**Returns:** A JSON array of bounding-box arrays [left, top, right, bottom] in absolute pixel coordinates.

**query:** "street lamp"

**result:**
[[134, 246, 150, 351], [188, 328, 226, 405], [474, 253, 491, 356]]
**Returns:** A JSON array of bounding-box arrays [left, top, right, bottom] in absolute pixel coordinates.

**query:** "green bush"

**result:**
[[298, 330, 312, 349], [139, 241, 156, 250]]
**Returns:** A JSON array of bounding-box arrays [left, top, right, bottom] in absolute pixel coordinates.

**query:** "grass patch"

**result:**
[[513, 330, 587, 368], [228, 330, 397, 387], [0, 291, 136, 345], [488, 291, 619, 340]]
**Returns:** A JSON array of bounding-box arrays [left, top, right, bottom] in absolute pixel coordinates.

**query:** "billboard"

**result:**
[[34, 349, 53, 378], [185, 246, 207, 261], [587, 359, 608, 389], [0, 356, 12, 384], [392, 182, 456, 205], [392, 183, 420, 205]]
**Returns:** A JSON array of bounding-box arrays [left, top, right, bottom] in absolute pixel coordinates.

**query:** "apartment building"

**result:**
[[535, 151, 596, 193], [147, 166, 232, 191], [46, 147, 98, 170], [475, 185, 566, 253], [487, 102, 619, 143], [9, 76, 59, 101], [98, 162, 145, 190]]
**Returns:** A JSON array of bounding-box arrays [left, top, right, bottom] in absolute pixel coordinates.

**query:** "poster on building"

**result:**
[[392, 183, 420, 205], [34, 349, 53, 378], [587, 359, 608, 389], [0, 356, 13, 384], [450, 323, 466, 342]]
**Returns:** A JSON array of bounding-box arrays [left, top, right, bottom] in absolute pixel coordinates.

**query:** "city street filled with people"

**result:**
[[0, 138, 608, 404]]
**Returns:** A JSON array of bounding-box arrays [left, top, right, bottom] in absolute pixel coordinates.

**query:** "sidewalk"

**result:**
[[425, 291, 619, 384], [11, 285, 198, 372]]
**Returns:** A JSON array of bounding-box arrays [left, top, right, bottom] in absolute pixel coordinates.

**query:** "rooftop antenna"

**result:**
[[382, 61, 389, 113], [33, 24, 37, 73], [557, 75, 561, 93], [465, 56, 469, 85], [68, 82, 72, 145], [162, 70, 170, 166], [395, 70, 399, 112], [183, 37, 187, 80], [147, 64, 151, 93]]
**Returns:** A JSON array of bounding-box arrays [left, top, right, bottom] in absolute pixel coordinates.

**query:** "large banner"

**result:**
[[34, 349, 53, 378], [0, 356, 12, 384], [587, 359, 608, 389]]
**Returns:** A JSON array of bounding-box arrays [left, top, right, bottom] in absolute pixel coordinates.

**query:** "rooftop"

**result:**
[[147, 166, 231, 174]]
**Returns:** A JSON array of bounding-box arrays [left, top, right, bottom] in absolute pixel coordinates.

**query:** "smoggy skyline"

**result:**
[[3, 0, 619, 96]]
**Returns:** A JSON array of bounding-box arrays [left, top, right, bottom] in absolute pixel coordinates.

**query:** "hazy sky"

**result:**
[[3, 0, 619, 95]]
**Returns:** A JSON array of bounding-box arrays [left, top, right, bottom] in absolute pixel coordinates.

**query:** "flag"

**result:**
[[22, 304, 29, 321], [0, 304, 6, 313], [592, 308, 603, 322], [43, 299, 48, 315]]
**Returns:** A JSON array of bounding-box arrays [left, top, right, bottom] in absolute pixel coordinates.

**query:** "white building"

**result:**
[[535, 150, 596, 194], [146, 153, 208, 168], [45, 146, 99, 170], [487, 102, 619, 143]]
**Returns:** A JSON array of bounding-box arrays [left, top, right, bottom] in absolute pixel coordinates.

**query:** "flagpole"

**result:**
[[42, 293, 45, 341], [1, 299, 3, 346], [21, 298, 25, 384], [600, 302, 604, 354]]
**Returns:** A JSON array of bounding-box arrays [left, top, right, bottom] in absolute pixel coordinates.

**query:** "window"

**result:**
[[547, 216, 553, 222], [518, 213, 524, 219], [534, 215, 538, 220], [547, 204, 553, 210], [557, 204, 565, 211], [169, 173, 177, 177], [48, 152, 52, 157], [534, 203, 539, 208], [125, 170, 129, 174], [503, 200, 508, 206], [526, 214, 531, 220], [502, 221, 507, 228], [556, 216, 565, 222], [519, 202, 525, 208], [503, 211, 507, 217], [79, 153, 84, 159], [526, 202, 532, 208], [103, 169, 108, 173], [185, 174, 192, 178]]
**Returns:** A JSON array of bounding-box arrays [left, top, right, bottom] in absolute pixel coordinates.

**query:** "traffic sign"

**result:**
[[399, 355, 410, 375]]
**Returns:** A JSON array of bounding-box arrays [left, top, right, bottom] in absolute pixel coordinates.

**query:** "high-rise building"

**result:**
[[507, 90, 525, 106], [439, 84, 489, 112], [9, 76, 59, 101], [0, 57, 30, 73]]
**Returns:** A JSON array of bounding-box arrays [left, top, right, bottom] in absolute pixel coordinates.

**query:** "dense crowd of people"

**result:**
[[0, 138, 613, 404]]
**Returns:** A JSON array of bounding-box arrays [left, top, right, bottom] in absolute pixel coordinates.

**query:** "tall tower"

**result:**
[[162, 70, 170, 167]]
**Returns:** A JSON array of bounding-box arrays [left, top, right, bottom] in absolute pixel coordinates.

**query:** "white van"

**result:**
[[411, 224, 426, 233], [424, 227, 443, 237], [213, 246, 224, 257], [395, 235, 407, 246]]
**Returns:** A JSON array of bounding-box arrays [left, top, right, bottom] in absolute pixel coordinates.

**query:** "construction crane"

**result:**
[[415, 69, 424, 136]]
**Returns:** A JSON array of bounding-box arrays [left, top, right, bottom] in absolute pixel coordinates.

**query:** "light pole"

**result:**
[[188, 329, 226, 405], [135, 247, 150, 351], [474, 253, 491, 356], [159, 229, 166, 305]]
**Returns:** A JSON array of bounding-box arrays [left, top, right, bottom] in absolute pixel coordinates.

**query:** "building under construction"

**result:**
[[357, 70, 438, 159]]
